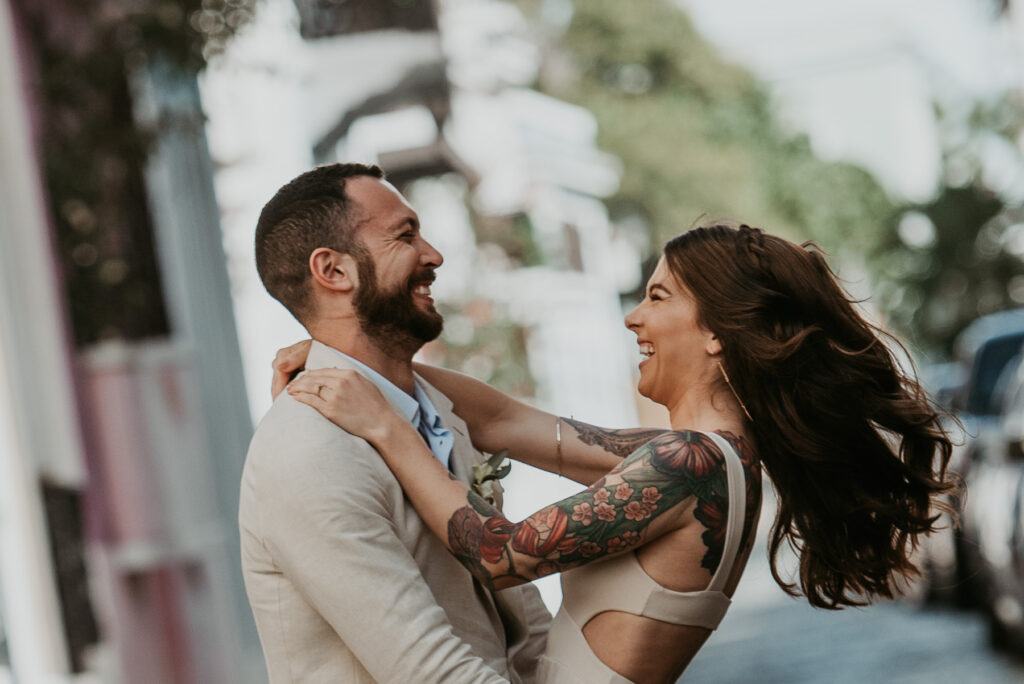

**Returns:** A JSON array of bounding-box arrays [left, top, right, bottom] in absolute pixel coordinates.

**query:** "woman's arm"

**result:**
[[413, 362, 667, 485], [269, 339, 666, 485], [288, 369, 733, 590]]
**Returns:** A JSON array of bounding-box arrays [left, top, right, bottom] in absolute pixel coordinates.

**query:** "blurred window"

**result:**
[[990, 354, 1022, 416], [967, 333, 1024, 416], [294, 0, 437, 39]]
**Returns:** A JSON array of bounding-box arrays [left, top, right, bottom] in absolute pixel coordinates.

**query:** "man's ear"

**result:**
[[309, 248, 358, 293]]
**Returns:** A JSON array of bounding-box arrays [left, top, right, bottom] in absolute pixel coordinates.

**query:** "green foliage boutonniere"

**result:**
[[471, 449, 512, 505]]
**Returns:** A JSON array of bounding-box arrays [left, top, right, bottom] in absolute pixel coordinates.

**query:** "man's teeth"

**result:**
[[414, 285, 431, 296], [639, 344, 654, 357]]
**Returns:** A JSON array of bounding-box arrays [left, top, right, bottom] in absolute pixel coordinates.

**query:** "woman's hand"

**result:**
[[287, 368, 405, 446], [272, 339, 313, 398]]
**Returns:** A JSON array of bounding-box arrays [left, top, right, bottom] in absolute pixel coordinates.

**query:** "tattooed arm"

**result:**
[[443, 430, 738, 589], [413, 362, 667, 485], [287, 370, 738, 590]]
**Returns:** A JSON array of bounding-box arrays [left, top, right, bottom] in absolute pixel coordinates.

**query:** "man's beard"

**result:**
[[353, 253, 443, 357]]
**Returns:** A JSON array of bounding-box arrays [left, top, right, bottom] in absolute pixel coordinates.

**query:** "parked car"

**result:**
[[914, 309, 1024, 606], [966, 353, 1024, 652]]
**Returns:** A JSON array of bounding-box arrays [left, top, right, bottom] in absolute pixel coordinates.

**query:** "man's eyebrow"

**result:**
[[387, 216, 419, 234]]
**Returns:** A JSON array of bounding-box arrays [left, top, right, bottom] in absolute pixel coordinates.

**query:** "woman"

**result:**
[[279, 223, 955, 683]]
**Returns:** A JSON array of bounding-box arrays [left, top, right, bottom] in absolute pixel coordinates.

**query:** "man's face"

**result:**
[[345, 177, 444, 354]]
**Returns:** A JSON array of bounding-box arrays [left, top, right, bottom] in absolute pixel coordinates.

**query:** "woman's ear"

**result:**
[[309, 248, 358, 293], [706, 334, 723, 357]]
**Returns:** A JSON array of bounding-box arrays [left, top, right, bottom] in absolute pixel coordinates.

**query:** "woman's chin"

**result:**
[[636, 380, 656, 403]]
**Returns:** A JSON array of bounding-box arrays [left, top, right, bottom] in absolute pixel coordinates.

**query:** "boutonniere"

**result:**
[[471, 449, 511, 505]]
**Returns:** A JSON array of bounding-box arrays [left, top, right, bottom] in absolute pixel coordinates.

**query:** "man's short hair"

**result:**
[[254, 163, 384, 323]]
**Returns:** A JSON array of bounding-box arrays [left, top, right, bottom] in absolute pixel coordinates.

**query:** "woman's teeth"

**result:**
[[640, 344, 654, 357]]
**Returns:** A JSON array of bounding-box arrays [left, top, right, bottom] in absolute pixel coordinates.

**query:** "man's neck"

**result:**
[[311, 325, 418, 395]]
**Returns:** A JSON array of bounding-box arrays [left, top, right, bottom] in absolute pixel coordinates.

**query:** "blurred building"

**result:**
[[2, 0, 259, 681]]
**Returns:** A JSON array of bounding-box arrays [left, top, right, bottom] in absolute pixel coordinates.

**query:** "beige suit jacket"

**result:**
[[240, 341, 551, 683]]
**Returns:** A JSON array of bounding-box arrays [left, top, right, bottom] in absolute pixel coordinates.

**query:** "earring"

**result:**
[[716, 359, 753, 422]]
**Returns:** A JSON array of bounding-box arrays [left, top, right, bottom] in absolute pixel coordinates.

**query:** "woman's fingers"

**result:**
[[289, 388, 327, 411], [287, 369, 377, 404], [271, 369, 293, 399], [286, 371, 332, 397], [271, 339, 313, 398], [286, 369, 396, 442]]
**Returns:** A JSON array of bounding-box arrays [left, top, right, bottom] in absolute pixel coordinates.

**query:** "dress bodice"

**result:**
[[536, 431, 750, 684]]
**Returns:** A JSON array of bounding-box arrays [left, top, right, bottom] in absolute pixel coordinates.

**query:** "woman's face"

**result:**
[[624, 256, 719, 408]]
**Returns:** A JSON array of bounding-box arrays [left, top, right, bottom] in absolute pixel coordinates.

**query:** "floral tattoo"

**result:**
[[562, 418, 668, 459], [445, 430, 761, 589]]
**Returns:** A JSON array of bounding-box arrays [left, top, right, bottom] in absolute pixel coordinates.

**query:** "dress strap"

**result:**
[[702, 432, 747, 593]]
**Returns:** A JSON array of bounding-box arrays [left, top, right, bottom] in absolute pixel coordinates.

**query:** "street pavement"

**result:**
[[682, 503, 1024, 683]]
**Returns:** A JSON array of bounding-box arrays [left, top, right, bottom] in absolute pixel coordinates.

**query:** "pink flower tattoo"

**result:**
[[595, 502, 617, 522], [614, 483, 634, 500], [624, 501, 652, 521], [641, 487, 662, 505], [572, 502, 594, 526]]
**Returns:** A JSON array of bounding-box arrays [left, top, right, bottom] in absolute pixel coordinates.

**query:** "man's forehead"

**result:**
[[352, 175, 415, 211], [347, 176, 416, 222], [347, 175, 407, 203]]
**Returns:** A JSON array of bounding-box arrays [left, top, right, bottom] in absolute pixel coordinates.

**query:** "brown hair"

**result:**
[[254, 162, 383, 323], [664, 222, 955, 609]]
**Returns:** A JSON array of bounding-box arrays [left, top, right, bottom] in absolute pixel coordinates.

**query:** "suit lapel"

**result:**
[[415, 372, 482, 487]]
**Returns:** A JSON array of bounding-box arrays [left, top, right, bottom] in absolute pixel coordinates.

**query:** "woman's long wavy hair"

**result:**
[[664, 222, 956, 609]]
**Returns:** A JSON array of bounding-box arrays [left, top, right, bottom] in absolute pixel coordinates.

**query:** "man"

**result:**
[[239, 163, 551, 683]]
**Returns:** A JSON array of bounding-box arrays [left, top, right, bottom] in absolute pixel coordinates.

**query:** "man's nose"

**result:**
[[420, 238, 443, 268]]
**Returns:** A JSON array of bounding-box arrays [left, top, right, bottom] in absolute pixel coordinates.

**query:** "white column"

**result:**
[[0, 0, 83, 679], [130, 57, 255, 679]]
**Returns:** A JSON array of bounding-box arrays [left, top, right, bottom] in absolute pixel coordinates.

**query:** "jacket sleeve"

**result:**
[[253, 413, 509, 684], [498, 582, 552, 683]]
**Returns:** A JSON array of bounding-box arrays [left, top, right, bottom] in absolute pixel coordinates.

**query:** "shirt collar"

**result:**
[[412, 382, 443, 431], [325, 349, 419, 426]]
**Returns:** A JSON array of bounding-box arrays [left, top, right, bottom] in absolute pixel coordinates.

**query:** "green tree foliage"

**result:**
[[526, 0, 895, 255], [872, 100, 1024, 355], [15, 0, 257, 344]]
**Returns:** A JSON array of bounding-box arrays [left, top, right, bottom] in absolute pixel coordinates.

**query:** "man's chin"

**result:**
[[416, 316, 444, 344], [411, 300, 443, 335]]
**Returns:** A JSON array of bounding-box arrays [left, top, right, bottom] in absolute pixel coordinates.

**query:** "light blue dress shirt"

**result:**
[[326, 348, 454, 469]]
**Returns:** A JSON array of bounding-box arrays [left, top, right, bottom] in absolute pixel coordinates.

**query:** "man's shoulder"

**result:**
[[251, 396, 347, 450], [254, 392, 344, 435], [245, 395, 390, 487]]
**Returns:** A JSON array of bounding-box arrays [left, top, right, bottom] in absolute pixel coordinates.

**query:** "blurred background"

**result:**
[[3, 0, 1024, 681]]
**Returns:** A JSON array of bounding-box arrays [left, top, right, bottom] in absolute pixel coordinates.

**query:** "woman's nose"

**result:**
[[624, 303, 641, 332]]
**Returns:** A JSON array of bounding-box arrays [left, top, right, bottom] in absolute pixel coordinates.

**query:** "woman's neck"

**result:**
[[666, 387, 746, 436]]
